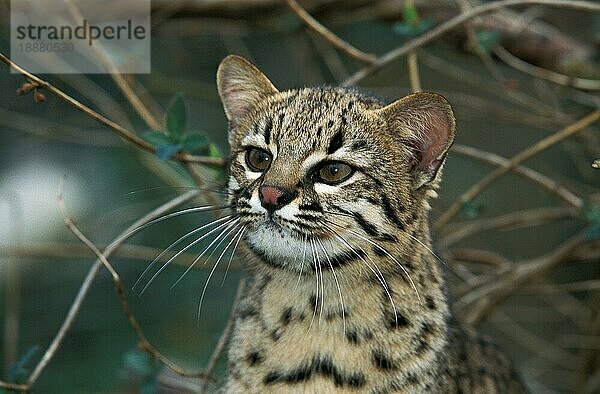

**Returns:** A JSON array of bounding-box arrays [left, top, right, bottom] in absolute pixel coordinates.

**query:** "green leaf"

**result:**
[[8, 346, 39, 384], [143, 131, 175, 146], [475, 30, 501, 53], [209, 144, 221, 158], [392, 19, 433, 37], [165, 93, 186, 138], [403, 4, 419, 26], [156, 143, 181, 160], [181, 133, 209, 152]]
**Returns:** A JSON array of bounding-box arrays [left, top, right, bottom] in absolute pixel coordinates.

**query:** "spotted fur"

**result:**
[[216, 55, 526, 393]]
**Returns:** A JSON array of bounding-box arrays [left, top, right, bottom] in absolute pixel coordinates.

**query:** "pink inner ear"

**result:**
[[418, 111, 452, 172]]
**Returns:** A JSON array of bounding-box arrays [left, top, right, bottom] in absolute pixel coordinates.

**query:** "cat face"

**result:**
[[217, 56, 455, 272]]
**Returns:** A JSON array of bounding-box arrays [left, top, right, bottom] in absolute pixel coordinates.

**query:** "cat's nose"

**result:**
[[259, 185, 296, 212]]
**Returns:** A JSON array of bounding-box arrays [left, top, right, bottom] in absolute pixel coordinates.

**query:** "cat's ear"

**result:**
[[217, 55, 279, 126], [376, 92, 456, 189]]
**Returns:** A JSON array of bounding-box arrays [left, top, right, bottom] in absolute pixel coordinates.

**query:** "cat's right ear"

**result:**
[[217, 55, 279, 127]]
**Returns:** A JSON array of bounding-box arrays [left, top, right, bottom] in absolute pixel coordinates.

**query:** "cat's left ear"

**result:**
[[217, 55, 279, 127], [376, 92, 456, 189]]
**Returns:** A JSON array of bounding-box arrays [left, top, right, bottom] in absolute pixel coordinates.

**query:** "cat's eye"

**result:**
[[245, 147, 272, 172], [317, 162, 353, 184]]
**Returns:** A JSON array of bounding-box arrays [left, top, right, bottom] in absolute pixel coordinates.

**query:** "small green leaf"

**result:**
[[165, 93, 186, 138], [392, 19, 433, 37], [181, 133, 209, 152], [463, 201, 483, 219], [403, 4, 419, 26], [475, 30, 501, 53], [8, 346, 39, 384], [209, 144, 221, 158], [156, 143, 181, 160], [143, 131, 175, 146]]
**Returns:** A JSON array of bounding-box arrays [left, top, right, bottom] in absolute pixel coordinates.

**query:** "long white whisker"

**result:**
[[293, 234, 308, 291], [316, 238, 346, 334], [133, 215, 232, 290], [196, 224, 244, 321], [221, 226, 246, 286], [171, 218, 240, 289], [310, 237, 325, 325], [139, 216, 236, 295], [321, 222, 399, 326], [307, 237, 319, 334], [343, 227, 422, 305], [115, 205, 230, 247], [406, 232, 447, 266]]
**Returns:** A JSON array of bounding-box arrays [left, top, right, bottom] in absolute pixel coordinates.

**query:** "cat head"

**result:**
[[217, 55, 455, 272]]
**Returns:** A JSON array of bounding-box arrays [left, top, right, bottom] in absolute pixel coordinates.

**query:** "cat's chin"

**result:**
[[244, 224, 350, 272]]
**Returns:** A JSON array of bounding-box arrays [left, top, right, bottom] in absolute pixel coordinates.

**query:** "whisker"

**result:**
[[116, 205, 231, 245], [337, 223, 422, 305], [197, 224, 244, 321], [316, 238, 346, 334], [322, 209, 354, 218], [171, 218, 241, 289], [139, 216, 237, 295], [133, 214, 232, 290], [125, 185, 233, 196], [293, 234, 308, 291], [406, 232, 447, 267], [221, 226, 246, 286], [321, 222, 399, 326], [307, 237, 319, 334]]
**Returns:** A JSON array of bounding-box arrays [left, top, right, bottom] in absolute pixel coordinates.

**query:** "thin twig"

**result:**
[[198, 277, 247, 394], [435, 110, 599, 230], [493, 46, 600, 91], [343, 0, 600, 86], [440, 207, 580, 246], [285, 0, 376, 64], [19, 190, 200, 391], [457, 232, 588, 324], [64, 0, 163, 130], [57, 190, 214, 381], [0, 53, 224, 166], [406, 0, 422, 93], [451, 144, 585, 210], [1, 242, 242, 270]]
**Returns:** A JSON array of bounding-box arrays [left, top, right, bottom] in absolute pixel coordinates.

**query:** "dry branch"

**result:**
[[0, 53, 224, 167], [435, 110, 599, 230], [343, 0, 600, 86]]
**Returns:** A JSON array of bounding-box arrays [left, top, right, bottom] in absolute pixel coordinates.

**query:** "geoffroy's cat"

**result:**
[[216, 55, 526, 393]]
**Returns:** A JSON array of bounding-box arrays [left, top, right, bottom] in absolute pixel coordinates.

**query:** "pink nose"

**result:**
[[259, 185, 296, 212], [260, 186, 283, 205]]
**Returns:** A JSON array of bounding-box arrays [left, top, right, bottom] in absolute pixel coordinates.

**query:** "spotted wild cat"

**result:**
[[216, 55, 527, 393]]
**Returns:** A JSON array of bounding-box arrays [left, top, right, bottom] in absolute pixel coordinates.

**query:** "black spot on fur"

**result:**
[[280, 307, 293, 326], [299, 202, 322, 211], [327, 120, 334, 128], [309, 294, 317, 310], [327, 248, 367, 269], [352, 212, 379, 237], [264, 371, 283, 384], [372, 350, 397, 370], [381, 195, 405, 230], [386, 311, 410, 330], [263, 117, 273, 145], [376, 233, 398, 243], [270, 328, 282, 341], [247, 351, 265, 366], [347, 373, 366, 387], [328, 131, 344, 154], [425, 296, 436, 310], [373, 246, 387, 257], [346, 329, 359, 345], [351, 140, 369, 151], [237, 305, 258, 320], [406, 372, 419, 384], [316, 126, 322, 137]]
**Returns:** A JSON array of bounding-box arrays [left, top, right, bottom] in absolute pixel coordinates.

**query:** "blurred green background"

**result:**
[[0, 1, 599, 393]]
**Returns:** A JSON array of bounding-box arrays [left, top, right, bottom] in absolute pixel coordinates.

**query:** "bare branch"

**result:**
[[285, 0, 376, 64], [0, 53, 224, 167], [198, 277, 247, 393], [435, 110, 599, 230], [493, 45, 600, 91], [343, 0, 600, 86], [18, 190, 201, 390]]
